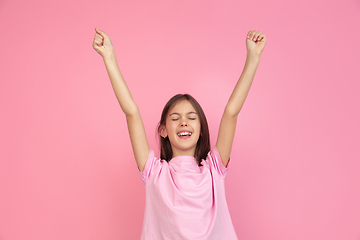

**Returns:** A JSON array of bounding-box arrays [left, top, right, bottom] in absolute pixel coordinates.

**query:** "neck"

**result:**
[[171, 148, 196, 159]]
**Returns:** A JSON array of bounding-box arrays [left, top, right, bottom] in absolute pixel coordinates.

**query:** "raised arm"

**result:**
[[93, 28, 150, 172], [216, 30, 266, 167]]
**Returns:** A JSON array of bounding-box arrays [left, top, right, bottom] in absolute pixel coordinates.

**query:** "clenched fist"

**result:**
[[93, 28, 115, 58], [246, 30, 266, 56]]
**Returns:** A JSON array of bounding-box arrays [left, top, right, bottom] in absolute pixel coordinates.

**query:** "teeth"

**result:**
[[178, 132, 192, 136]]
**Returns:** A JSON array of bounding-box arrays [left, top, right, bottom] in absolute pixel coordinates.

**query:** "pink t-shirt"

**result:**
[[138, 147, 238, 240]]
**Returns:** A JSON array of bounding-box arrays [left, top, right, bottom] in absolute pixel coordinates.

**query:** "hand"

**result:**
[[93, 28, 115, 58], [246, 30, 266, 56]]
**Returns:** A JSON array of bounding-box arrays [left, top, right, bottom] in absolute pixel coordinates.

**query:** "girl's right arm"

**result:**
[[93, 28, 150, 172]]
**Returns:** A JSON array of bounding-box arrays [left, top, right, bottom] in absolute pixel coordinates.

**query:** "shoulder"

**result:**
[[138, 149, 167, 183], [205, 147, 231, 178]]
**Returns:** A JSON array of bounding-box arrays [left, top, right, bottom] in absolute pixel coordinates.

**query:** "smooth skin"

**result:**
[[216, 30, 266, 167], [93, 28, 266, 170], [159, 100, 201, 158], [93, 28, 150, 172]]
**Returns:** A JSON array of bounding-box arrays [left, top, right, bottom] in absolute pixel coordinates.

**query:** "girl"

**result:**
[[93, 28, 266, 240]]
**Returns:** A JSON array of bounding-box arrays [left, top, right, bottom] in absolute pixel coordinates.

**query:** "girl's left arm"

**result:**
[[216, 30, 266, 167]]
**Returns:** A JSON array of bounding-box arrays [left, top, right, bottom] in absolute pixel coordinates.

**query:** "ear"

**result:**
[[159, 125, 168, 138]]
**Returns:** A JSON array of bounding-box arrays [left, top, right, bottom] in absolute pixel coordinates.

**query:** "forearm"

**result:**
[[225, 53, 261, 116], [103, 52, 138, 116], [216, 30, 266, 165]]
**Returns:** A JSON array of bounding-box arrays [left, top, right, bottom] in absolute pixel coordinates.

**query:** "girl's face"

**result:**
[[160, 100, 201, 158]]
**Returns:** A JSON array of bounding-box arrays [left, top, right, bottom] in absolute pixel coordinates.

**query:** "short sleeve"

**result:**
[[138, 149, 157, 184], [206, 146, 231, 178]]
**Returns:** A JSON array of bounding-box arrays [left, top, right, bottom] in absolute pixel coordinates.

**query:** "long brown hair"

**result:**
[[157, 94, 210, 166]]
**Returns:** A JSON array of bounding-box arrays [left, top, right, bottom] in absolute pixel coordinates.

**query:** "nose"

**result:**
[[180, 118, 188, 127]]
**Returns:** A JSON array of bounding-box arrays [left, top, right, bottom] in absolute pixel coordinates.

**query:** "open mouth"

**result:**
[[177, 131, 192, 138]]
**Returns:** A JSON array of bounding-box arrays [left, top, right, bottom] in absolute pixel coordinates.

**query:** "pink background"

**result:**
[[1, 0, 360, 239]]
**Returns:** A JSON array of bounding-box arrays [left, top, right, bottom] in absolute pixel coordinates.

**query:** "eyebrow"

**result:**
[[169, 112, 198, 116]]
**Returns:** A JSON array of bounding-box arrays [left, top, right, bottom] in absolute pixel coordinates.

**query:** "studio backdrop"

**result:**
[[1, 0, 359, 239]]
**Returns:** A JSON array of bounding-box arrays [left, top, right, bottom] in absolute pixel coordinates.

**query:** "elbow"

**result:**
[[124, 104, 140, 118], [224, 104, 242, 118]]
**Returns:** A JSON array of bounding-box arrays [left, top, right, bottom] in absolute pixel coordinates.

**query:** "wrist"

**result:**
[[245, 53, 261, 67], [246, 51, 261, 60], [102, 51, 117, 62]]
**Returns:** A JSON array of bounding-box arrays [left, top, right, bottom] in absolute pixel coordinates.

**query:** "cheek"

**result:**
[[195, 122, 201, 135], [166, 121, 176, 134]]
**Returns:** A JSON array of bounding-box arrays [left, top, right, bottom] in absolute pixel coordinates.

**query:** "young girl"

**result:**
[[93, 28, 266, 240]]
